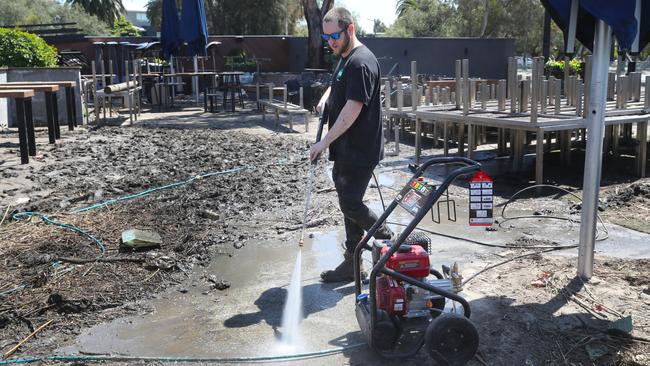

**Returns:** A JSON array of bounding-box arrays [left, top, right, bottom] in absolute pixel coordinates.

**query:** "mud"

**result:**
[[1, 109, 649, 365]]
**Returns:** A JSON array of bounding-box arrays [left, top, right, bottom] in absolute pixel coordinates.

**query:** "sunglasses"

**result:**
[[321, 25, 348, 41]]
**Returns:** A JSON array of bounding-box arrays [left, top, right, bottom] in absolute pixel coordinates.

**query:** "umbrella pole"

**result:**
[[170, 56, 176, 102], [578, 19, 612, 280], [193, 55, 199, 104]]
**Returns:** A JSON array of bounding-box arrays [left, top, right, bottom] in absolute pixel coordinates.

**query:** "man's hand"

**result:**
[[309, 140, 328, 162]]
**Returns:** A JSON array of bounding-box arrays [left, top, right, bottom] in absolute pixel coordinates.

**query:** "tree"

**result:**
[[373, 19, 387, 34], [0, 0, 110, 36], [301, 0, 333, 69], [66, 0, 126, 25], [111, 15, 141, 36], [387, 0, 458, 38], [387, 0, 558, 57]]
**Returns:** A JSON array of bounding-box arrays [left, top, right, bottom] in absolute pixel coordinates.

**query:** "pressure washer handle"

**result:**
[[315, 105, 328, 143], [309, 106, 328, 164]]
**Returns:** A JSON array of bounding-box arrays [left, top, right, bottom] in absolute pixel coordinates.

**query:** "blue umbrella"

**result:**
[[180, 0, 208, 56], [541, 0, 650, 53], [161, 0, 181, 61]]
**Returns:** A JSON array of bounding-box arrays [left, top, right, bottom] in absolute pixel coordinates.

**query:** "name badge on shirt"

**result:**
[[336, 68, 344, 81]]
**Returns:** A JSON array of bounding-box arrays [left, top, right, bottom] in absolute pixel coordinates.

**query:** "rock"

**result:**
[[14, 197, 30, 205], [121, 229, 162, 249]]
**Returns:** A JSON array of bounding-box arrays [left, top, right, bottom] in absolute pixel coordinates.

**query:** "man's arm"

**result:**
[[309, 99, 363, 161], [316, 86, 331, 113]]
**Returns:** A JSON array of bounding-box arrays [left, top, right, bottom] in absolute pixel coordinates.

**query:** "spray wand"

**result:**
[[298, 107, 328, 247]]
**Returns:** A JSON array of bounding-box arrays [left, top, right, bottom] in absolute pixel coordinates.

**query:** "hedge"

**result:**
[[0, 28, 58, 67]]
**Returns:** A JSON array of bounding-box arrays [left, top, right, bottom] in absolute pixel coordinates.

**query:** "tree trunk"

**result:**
[[302, 0, 334, 69], [480, 0, 489, 37]]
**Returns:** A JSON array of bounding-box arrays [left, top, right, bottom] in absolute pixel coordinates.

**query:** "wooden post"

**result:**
[[92, 61, 99, 122], [521, 80, 530, 113], [498, 80, 506, 111], [283, 85, 287, 108], [584, 55, 591, 114], [462, 59, 469, 115], [411, 60, 418, 111], [554, 79, 561, 114], [563, 57, 570, 101], [531, 58, 539, 122], [607, 72, 616, 100], [541, 79, 548, 114], [480, 81, 487, 110], [108, 60, 113, 85], [397, 80, 403, 112], [455, 59, 462, 108], [576, 81, 583, 116], [299, 86, 303, 108], [536, 128, 544, 184], [643, 76, 650, 113], [508, 57, 517, 112], [268, 83, 273, 102]]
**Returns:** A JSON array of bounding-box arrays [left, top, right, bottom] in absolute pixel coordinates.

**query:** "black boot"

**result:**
[[320, 252, 367, 283]]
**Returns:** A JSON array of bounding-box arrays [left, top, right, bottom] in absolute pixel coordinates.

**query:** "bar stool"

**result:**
[[221, 72, 244, 112]]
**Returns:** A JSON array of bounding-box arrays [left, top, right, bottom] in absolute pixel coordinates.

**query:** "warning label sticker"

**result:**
[[469, 171, 493, 226]]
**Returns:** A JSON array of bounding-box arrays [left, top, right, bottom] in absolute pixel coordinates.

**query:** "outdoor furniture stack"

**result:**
[[389, 56, 650, 184], [258, 82, 310, 132]]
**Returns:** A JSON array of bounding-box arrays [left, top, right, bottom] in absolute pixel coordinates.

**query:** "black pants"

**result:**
[[333, 161, 393, 253]]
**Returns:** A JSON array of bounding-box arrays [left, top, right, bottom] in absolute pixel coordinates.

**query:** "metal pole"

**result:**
[[578, 19, 612, 280], [193, 55, 199, 104]]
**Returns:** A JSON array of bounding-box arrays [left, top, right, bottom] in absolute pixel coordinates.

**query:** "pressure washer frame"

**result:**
[[353, 156, 481, 351]]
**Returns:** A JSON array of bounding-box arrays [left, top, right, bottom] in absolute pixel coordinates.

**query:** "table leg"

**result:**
[[52, 93, 61, 140], [24, 97, 36, 156], [65, 87, 74, 131], [70, 86, 78, 127], [16, 98, 29, 164], [45, 91, 55, 144]]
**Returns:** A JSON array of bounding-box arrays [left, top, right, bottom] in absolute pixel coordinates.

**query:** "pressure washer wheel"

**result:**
[[424, 314, 479, 366]]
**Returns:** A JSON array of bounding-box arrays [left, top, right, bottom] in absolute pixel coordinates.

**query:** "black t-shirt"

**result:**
[[326, 45, 383, 166]]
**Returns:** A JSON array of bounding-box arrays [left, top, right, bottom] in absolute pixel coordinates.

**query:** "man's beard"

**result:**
[[334, 32, 351, 56]]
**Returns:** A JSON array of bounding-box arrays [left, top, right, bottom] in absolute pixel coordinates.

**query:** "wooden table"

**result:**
[[0, 84, 60, 144], [0, 81, 78, 131], [0, 89, 35, 164]]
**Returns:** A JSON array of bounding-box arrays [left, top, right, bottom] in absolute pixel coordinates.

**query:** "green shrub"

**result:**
[[0, 28, 58, 67], [545, 58, 583, 79]]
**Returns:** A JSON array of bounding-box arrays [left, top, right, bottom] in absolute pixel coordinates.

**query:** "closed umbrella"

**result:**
[[180, 0, 209, 102], [160, 0, 181, 61], [180, 0, 208, 57]]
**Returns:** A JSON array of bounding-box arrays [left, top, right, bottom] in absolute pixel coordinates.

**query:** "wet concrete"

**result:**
[[58, 160, 650, 365]]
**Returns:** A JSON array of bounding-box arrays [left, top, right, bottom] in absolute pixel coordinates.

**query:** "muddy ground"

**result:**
[[1, 107, 649, 365]]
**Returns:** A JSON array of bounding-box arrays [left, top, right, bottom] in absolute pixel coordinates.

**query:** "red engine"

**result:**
[[376, 275, 407, 316], [377, 244, 431, 316], [381, 244, 430, 278]]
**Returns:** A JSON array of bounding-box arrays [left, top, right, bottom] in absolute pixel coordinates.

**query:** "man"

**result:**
[[310, 7, 393, 283]]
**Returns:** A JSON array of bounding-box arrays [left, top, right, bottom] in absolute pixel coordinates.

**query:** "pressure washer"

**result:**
[[353, 157, 481, 365]]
